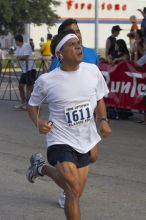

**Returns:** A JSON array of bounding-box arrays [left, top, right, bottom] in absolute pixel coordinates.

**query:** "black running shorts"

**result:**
[[19, 69, 36, 86], [47, 144, 90, 168]]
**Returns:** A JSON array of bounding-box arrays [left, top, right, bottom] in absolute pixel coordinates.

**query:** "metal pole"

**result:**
[[95, 0, 98, 51]]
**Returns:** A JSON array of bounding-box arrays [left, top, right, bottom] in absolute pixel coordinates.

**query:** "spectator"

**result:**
[[40, 33, 52, 73], [138, 7, 146, 40], [39, 37, 45, 47], [14, 35, 36, 110], [135, 40, 146, 124], [49, 18, 99, 72], [136, 40, 146, 67], [105, 25, 122, 63], [129, 15, 139, 32], [29, 38, 35, 52], [133, 29, 144, 62], [127, 15, 138, 60], [107, 39, 133, 120], [111, 39, 130, 65], [0, 43, 4, 76]]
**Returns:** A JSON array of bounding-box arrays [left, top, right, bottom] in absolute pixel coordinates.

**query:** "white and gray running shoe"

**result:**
[[14, 103, 27, 110], [26, 153, 45, 183], [58, 191, 66, 209]]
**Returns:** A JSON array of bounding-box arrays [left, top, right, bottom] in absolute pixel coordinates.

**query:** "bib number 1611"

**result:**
[[65, 103, 92, 126]]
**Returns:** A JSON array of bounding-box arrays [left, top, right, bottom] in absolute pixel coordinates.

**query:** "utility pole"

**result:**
[[95, 0, 98, 51]]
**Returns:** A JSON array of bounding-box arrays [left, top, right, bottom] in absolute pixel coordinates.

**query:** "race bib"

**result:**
[[65, 102, 93, 127]]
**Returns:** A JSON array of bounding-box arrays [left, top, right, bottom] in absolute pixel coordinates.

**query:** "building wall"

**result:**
[[1, 0, 145, 50], [29, 0, 145, 50], [0, 33, 13, 49]]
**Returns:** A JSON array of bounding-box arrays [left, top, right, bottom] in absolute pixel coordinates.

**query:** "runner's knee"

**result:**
[[66, 181, 82, 199]]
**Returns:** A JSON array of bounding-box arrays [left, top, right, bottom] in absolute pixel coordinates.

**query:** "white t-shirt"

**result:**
[[29, 62, 109, 153], [15, 43, 36, 73]]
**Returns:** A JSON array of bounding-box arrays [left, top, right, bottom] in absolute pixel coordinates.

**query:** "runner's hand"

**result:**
[[99, 121, 112, 138], [37, 119, 53, 134]]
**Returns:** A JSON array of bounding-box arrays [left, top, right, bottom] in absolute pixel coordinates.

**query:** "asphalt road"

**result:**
[[0, 100, 146, 220]]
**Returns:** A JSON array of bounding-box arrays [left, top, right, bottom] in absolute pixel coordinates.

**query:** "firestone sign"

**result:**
[[66, 0, 127, 11]]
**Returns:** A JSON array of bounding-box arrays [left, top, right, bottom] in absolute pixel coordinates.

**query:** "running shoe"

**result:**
[[58, 191, 66, 209], [14, 103, 26, 110], [26, 153, 45, 183]]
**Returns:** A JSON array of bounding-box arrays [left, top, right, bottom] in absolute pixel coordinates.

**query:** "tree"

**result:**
[[0, 0, 60, 35]]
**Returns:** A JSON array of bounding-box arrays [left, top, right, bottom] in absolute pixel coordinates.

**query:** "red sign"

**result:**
[[101, 3, 127, 11], [66, 1, 127, 11], [67, 0, 92, 10], [99, 60, 146, 110]]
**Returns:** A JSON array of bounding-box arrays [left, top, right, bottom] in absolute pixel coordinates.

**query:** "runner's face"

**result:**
[[64, 23, 82, 44], [60, 37, 83, 65]]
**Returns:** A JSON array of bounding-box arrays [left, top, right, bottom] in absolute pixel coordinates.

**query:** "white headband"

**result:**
[[55, 33, 78, 56]]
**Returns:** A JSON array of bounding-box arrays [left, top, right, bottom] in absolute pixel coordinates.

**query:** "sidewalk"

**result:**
[[0, 100, 146, 220]]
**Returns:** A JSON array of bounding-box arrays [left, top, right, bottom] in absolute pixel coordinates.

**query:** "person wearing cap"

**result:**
[[105, 25, 122, 63], [26, 30, 112, 220]]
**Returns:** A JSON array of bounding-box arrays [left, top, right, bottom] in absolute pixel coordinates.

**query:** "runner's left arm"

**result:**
[[95, 99, 112, 138]]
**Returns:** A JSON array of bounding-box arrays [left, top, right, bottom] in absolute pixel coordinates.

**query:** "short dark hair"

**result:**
[[58, 18, 78, 34], [15, 34, 23, 42], [51, 30, 75, 56]]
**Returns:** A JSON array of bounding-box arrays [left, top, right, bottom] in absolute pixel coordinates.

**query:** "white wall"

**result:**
[[24, 0, 146, 49]]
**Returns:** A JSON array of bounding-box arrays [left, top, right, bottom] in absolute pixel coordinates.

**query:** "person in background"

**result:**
[[110, 39, 130, 65], [127, 15, 138, 60], [135, 40, 146, 124], [0, 43, 4, 76], [105, 25, 122, 63], [29, 38, 35, 52], [138, 7, 146, 39], [48, 18, 100, 208], [129, 15, 139, 33], [49, 18, 99, 72], [135, 40, 146, 67], [39, 37, 45, 47], [133, 29, 144, 62], [106, 39, 133, 120], [14, 35, 36, 110], [26, 30, 112, 220], [40, 33, 52, 73]]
